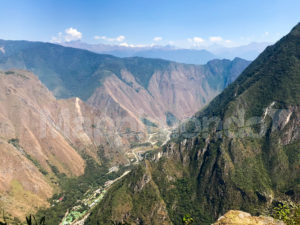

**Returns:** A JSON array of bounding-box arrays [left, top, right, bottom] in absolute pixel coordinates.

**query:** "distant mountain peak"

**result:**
[[61, 40, 268, 63]]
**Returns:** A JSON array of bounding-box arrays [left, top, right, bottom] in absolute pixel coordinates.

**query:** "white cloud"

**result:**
[[187, 37, 205, 47], [116, 35, 125, 42], [153, 37, 163, 42], [192, 37, 204, 43], [168, 41, 175, 45], [51, 28, 82, 43], [187, 35, 236, 48], [64, 28, 82, 42], [119, 42, 131, 47], [94, 35, 125, 42], [209, 36, 223, 42], [119, 42, 149, 48], [94, 35, 106, 40]]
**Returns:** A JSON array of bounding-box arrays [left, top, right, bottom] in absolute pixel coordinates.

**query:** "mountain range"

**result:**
[[0, 39, 250, 222], [84, 23, 300, 225], [61, 41, 270, 64], [0, 40, 250, 128], [0, 21, 298, 225]]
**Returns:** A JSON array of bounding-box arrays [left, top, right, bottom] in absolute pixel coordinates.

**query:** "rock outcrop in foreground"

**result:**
[[213, 210, 285, 225]]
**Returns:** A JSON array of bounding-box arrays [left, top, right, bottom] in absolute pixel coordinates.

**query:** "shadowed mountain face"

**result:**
[[85, 23, 300, 225]]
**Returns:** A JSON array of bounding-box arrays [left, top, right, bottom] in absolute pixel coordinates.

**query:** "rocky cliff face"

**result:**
[[85, 23, 300, 225]]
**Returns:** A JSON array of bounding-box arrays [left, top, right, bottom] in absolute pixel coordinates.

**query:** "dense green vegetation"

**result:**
[[165, 112, 178, 127], [272, 202, 300, 225], [35, 153, 132, 225], [141, 117, 158, 128], [85, 159, 213, 225], [154, 173, 212, 224], [8, 139, 48, 175], [85, 163, 167, 225], [182, 214, 194, 225], [130, 142, 152, 149]]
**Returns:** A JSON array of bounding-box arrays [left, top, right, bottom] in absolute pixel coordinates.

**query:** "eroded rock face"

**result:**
[[0, 70, 129, 219], [88, 60, 249, 130], [213, 210, 285, 225]]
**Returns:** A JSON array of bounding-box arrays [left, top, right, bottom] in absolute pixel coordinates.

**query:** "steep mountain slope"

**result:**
[[0, 70, 130, 220], [88, 57, 250, 127], [0, 40, 250, 129], [85, 23, 300, 225]]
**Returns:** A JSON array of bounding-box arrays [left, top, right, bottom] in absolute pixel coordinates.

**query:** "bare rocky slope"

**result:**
[[0, 70, 129, 220], [85, 23, 300, 225]]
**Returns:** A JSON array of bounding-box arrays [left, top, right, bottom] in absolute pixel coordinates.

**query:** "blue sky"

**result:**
[[0, 0, 299, 48]]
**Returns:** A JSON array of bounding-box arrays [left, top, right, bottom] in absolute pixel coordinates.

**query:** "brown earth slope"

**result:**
[[0, 70, 130, 219], [88, 59, 250, 129]]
